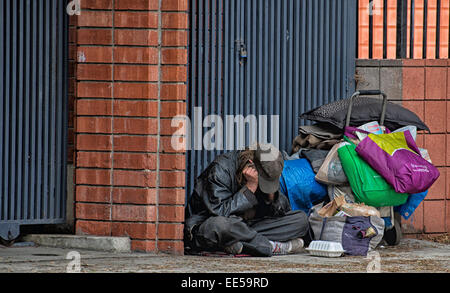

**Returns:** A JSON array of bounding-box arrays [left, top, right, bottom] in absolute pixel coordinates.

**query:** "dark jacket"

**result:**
[[184, 150, 291, 242]]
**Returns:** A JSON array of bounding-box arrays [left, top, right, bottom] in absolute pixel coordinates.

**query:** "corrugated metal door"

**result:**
[[0, 0, 68, 241], [188, 0, 357, 196]]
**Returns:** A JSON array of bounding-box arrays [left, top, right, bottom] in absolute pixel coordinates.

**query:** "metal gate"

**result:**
[[0, 0, 68, 241], [188, 0, 357, 196]]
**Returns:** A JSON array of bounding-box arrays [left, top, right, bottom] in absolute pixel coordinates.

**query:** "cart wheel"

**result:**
[[383, 218, 402, 246]]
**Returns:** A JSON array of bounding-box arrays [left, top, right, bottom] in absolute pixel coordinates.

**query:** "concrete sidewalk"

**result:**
[[0, 238, 449, 273]]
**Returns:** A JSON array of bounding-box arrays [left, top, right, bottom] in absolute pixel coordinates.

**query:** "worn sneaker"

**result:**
[[224, 241, 243, 255], [271, 238, 304, 255]]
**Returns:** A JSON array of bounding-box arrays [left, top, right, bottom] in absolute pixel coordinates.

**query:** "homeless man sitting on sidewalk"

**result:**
[[184, 143, 310, 257]]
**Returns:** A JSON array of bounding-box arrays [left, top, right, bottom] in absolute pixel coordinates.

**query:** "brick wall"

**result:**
[[358, 0, 450, 59], [356, 59, 450, 236], [70, 0, 188, 254]]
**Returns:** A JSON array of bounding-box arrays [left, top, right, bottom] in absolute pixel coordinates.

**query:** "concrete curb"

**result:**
[[22, 234, 131, 253]]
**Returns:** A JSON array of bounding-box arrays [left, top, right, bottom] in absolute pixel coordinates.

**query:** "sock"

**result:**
[[269, 240, 291, 255]]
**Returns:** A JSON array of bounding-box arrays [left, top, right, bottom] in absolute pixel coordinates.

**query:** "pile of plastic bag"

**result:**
[[280, 119, 439, 256]]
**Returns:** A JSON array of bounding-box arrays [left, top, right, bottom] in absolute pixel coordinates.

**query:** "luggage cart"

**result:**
[[346, 90, 402, 246]]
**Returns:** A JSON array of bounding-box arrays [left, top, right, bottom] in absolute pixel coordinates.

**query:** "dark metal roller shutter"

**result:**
[[187, 0, 357, 197], [0, 0, 68, 241]]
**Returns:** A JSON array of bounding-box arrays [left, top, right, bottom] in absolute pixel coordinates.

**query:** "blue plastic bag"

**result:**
[[394, 190, 428, 220], [279, 159, 327, 213]]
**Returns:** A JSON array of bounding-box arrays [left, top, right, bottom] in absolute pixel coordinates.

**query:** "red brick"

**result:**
[[159, 189, 185, 205], [161, 66, 187, 82], [114, 47, 158, 64], [69, 78, 77, 95], [76, 220, 111, 236], [113, 170, 157, 187], [402, 67, 425, 100], [78, 11, 113, 27], [424, 134, 446, 167], [69, 111, 75, 128], [76, 134, 112, 151], [447, 200, 450, 233], [113, 153, 157, 170], [402, 202, 424, 234], [447, 135, 450, 166], [161, 0, 188, 11], [162, 30, 188, 47], [114, 65, 158, 81], [115, 0, 158, 10], [113, 118, 158, 135], [68, 146, 75, 163], [425, 67, 447, 100], [164, 135, 187, 154], [68, 61, 76, 77], [423, 200, 446, 233], [160, 136, 182, 153], [77, 117, 112, 133], [401, 101, 424, 124], [113, 135, 158, 152], [69, 15, 78, 26], [402, 59, 426, 67], [76, 186, 111, 203], [448, 68, 450, 99], [68, 128, 75, 145], [114, 83, 158, 99], [80, 0, 113, 9], [158, 223, 183, 240], [113, 100, 158, 117], [69, 27, 77, 43], [161, 84, 186, 100], [76, 169, 111, 185], [158, 205, 184, 222], [428, 168, 446, 200], [160, 101, 186, 117], [446, 168, 450, 200], [77, 47, 112, 63], [69, 44, 77, 59], [447, 102, 450, 132], [112, 204, 156, 222], [77, 29, 113, 45], [77, 151, 112, 169], [112, 188, 157, 204], [114, 11, 158, 28], [415, 133, 425, 149], [114, 30, 158, 46], [157, 240, 184, 255], [76, 99, 112, 116], [112, 222, 156, 239], [77, 82, 112, 98], [424, 101, 446, 133], [131, 240, 156, 252], [76, 203, 110, 220], [159, 154, 185, 170], [161, 48, 187, 65], [425, 59, 448, 67], [77, 64, 112, 81], [159, 171, 185, 187], [161, 12, 188, 29], [160, 118, 185, 136]]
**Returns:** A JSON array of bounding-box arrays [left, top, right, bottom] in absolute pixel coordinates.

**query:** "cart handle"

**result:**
[[345, 90, 388, 128]]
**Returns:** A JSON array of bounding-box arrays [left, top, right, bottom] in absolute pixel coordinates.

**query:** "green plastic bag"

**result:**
[[337, 137, 408, 207]]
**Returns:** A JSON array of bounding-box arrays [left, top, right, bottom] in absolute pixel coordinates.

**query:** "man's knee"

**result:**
[[286, 210, 310, 234], [201, 216, 232, 233]]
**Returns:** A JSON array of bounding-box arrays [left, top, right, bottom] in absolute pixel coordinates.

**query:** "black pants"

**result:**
[[191, 210, 309, 257]]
